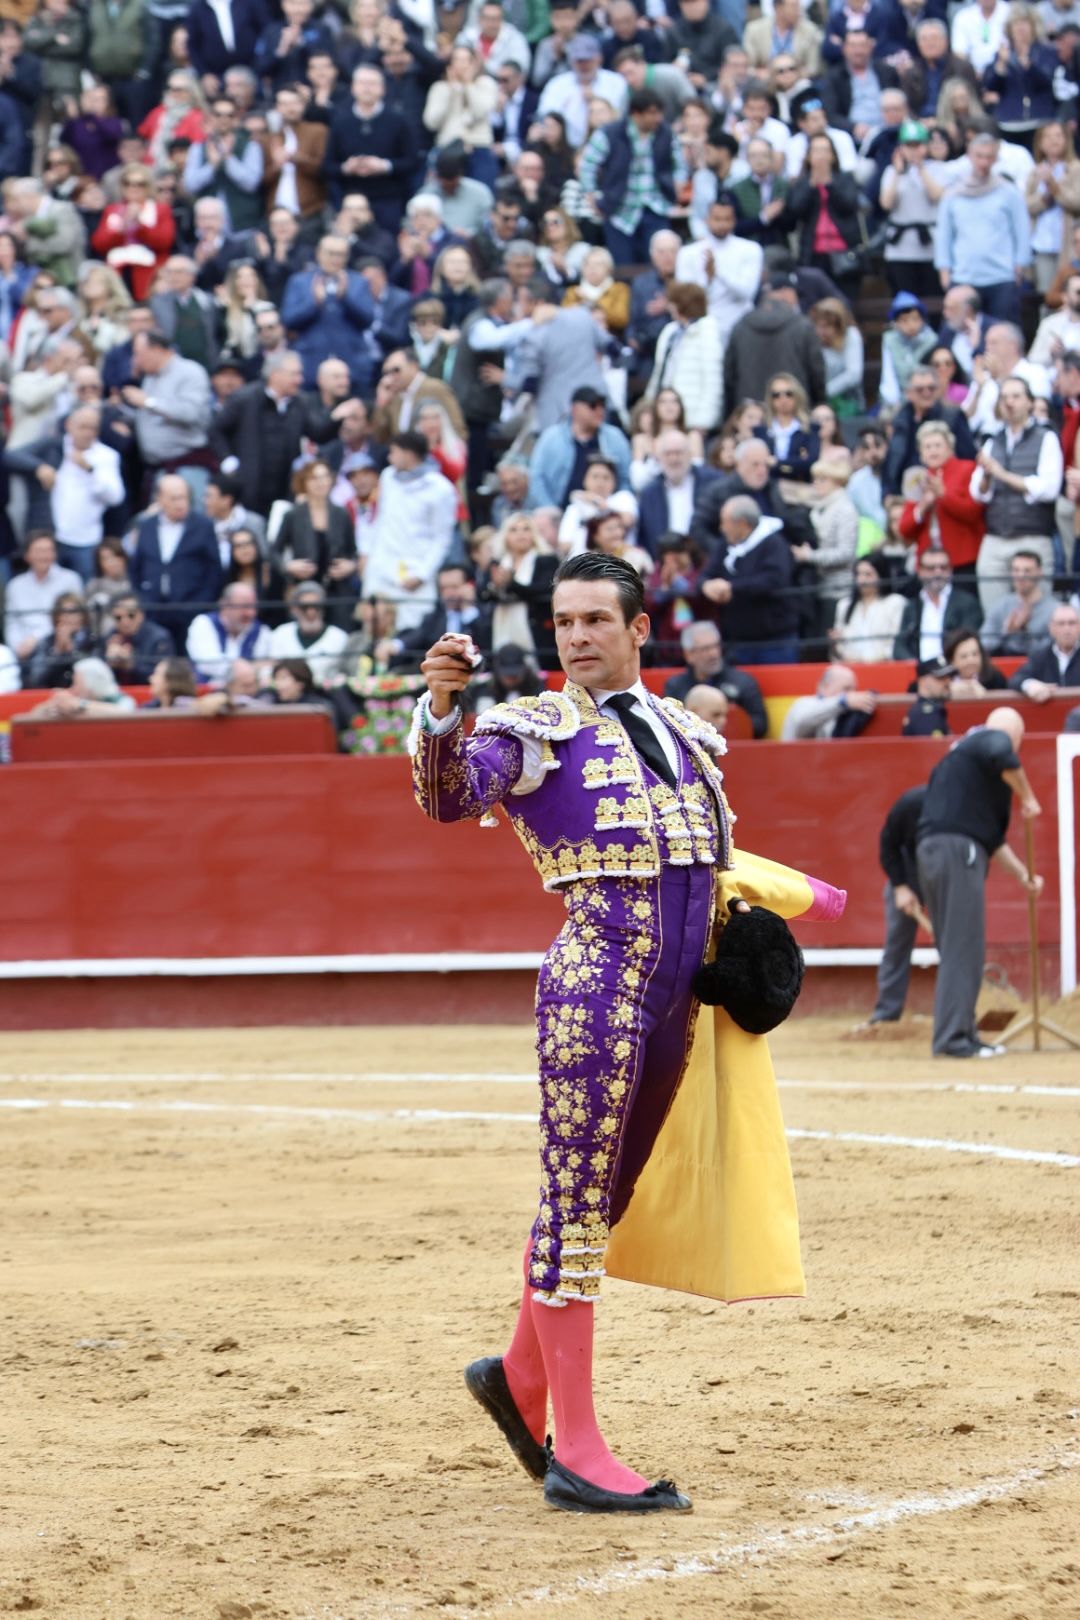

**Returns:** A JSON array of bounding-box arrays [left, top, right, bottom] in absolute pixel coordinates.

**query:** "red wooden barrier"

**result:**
[[9, 707, 338, 763], [0, 737, 1067, 966]]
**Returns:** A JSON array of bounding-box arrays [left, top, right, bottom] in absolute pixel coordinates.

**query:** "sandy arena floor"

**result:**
[[1, 1015, 1079, 1620]]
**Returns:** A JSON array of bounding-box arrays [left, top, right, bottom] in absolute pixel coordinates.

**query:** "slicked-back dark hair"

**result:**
[[552, 551, 645, 625]]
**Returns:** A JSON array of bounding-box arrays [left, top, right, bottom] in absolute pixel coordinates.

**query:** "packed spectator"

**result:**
[[0, 0, 1077, 744]]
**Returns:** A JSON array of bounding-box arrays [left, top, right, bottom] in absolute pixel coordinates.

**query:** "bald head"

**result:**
[[819, 664, 856, 698], [685, 684, 729, 732], [986, 707, 1025, 750]]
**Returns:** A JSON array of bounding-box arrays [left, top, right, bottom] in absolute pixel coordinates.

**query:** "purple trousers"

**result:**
[[529, 863, 716, 1305]]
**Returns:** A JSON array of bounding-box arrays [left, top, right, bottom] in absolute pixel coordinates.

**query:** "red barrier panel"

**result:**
[[0, 738, 1067, 968], [10, 707, 338, 763], [858, 692, 1080, 737]]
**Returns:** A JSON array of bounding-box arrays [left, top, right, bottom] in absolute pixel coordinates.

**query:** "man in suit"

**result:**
[[691, 435, 814, 550], [900, 20, 977, 121], [208, 351, 337, 516], [187, 0, 268, 82], [131, 475, 223, 640], [744, 0, 822, 76], [1009, 602, 1080, 699], [149, 257, 219, 372], [626, 229, 680, 377], [732, 139, 791, 251], [357, 259, 413, 391], [820, 31, 900, 139], [515, 301, 609, 434], [893, 547, 983, 660], [383, 562, 494, 669], [373, 348, 467, 441], [662, 619, 767, 738], [261, 84, 329, 221], [490, 61, 539, 168], [280, 234, 375, 394], [253, 0, 333, 94], [638, 431, 721, 558]]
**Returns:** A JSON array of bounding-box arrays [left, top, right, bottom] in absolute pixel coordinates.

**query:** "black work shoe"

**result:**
[[543, 1455, 693, 1514], [464, 1356, 549, 1481]]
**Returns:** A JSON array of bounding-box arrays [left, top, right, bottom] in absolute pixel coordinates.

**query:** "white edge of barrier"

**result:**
[[0, 948, 940, 981], [1058, 732, 1080, 998]]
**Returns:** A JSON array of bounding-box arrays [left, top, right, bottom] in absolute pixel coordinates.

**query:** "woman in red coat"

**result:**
[[898, 419, 985, 583], [91, 165, 176, 304]]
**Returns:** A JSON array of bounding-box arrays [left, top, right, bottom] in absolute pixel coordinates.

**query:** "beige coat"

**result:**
[[743, 14, 823, 78], [423, 75, 498, 151]]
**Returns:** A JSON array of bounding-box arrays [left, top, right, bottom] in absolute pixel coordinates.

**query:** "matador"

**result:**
[[411, 551, 845, 1513]]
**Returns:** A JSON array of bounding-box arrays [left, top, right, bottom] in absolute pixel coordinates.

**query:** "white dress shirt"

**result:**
[[969, 419, 1064, 507], [51, 438, 125, 550], [207, 0, 236, 51], [185, 613, 274, 682], [157, 517, 186, 565], [3, 563, 83, 648], [674, 233, 763, 337], [664, 476, 695, 536], [1053, 642, 1075, 680], [919, 585, 950, 662], [274, 125, 301, 215]]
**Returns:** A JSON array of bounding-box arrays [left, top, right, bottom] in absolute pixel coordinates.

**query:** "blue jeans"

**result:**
[[56, 543, 98, 583], [975, 280, 1023, 324], [603, 209, 672, 269]]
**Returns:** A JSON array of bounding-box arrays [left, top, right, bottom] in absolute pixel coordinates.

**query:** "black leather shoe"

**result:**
[[464, 1356, 549, 1481], [543, 1455, 693, 1514]]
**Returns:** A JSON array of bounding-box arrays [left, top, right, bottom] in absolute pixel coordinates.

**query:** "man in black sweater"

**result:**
[[325, 64, 414, 232], [858, 784, 927, 1030], [916, 710, 1043, 1058]]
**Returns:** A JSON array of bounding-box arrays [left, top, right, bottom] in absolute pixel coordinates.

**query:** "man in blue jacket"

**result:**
[[131, 475, 223, 641], [280, 234, 374, 394], [528, 387, 631, 510], [187, 0, 268, 80]]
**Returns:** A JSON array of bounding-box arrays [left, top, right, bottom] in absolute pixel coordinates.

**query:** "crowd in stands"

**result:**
[[2, 0, 1080, 748]]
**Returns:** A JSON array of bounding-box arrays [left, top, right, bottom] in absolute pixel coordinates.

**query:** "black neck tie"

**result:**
[[606, 693, 677, 790]]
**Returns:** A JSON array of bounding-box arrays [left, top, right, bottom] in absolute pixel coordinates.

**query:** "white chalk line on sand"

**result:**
[[2, 1096, 1078, 1166], [471, 1445, 1080, 1615], [1, 1070, 1079, 1100]]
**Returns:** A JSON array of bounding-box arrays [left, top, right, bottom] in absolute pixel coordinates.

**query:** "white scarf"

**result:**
[[576, 276, 614, 305]]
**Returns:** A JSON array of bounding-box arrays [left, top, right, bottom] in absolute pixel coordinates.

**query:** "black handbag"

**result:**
[[828, 209, 887, 280]]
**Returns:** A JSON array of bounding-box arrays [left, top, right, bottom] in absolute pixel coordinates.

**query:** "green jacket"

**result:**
[[23, 198, 86, 289], [22, 11, 87, 95], [89, 0, 148, 80]]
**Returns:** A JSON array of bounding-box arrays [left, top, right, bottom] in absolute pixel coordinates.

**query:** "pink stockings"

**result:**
[[501, 1241, 647, 1494]]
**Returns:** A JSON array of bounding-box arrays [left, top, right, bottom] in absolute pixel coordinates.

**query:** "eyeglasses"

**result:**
[[912, 384, 936, 394], [770, 388, 795, 398]]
